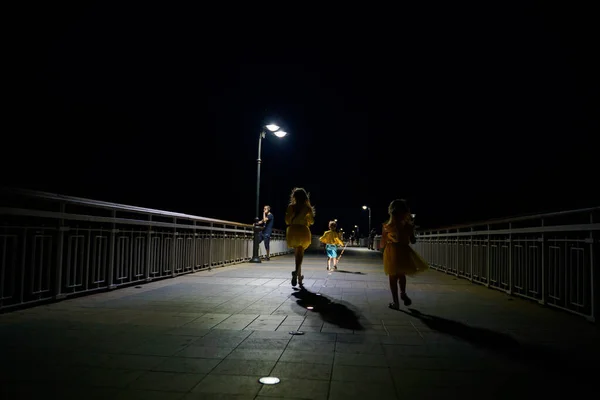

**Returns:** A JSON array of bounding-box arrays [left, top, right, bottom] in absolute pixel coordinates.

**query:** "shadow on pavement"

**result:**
[[292, 288, 363, 331], [399, 308, 598, 397], [333, 270, 366, 275], [403, 308, 568, 368]]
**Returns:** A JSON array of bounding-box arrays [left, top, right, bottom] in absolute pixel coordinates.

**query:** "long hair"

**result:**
[[385, 199, 410, 226], [289, 187, 316, 221]]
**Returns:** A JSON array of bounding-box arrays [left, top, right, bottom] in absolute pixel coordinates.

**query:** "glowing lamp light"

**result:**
[[259, 377, 280, 385], [266, 124, 280, 132], [273, 130, 287, 138]]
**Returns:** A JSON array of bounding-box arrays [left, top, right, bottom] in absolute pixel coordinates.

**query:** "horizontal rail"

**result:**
[[417, 223, 600, 238], [418, 206, 600, 232], [0, 187, 254, 228], [0, 207, 255, 234]]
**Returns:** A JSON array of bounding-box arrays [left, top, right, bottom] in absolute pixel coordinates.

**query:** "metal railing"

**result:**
[[0, 188, 292, 311], [411, 207, 599, 321]]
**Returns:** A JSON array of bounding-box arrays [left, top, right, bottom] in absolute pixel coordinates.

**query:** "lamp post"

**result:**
[[362, 205, 371, 235], [250, 124, 287, 263]]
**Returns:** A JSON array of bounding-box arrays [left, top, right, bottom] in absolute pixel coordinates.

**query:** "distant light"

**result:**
[[334, 219, 338, 222], [306, 306, 314, 310], [266, 124, 280, 132], [411, 214, 416, 218], [362, 205, 367, 210], [273, 130, 287, 138], [259, 377, 280, 385]]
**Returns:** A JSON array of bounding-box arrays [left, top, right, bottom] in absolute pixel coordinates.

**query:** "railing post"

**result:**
[[192, 221, 197, 270], [172, 218, 177, 278], [540, 218, 546, 305], [145, 215, 152, 282], [445, 230, 450, 273], [54, 202, 67, 300], [108, 209, 117, 290], [223, 224, 227, 266], [19, 228, 27, 304], [454, 229, 459, 276], [589, 211, 595, 322], [208, 223, 213, 269], [508, 222, 513, 295], [222, 224, 226, 266], [470, 227, 474, 282], [486, 224, 490, 288]]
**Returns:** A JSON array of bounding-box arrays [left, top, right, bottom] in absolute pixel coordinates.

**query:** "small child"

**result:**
[[380, 199, 429, 309], [319, 221, 344, 271]]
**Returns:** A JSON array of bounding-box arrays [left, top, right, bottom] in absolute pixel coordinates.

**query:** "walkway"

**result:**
[[1, 248, 598, 399]]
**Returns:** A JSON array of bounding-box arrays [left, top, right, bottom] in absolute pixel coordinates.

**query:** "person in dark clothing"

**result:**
[[368, 228, 376, 250], [257, 205, 274, 260]]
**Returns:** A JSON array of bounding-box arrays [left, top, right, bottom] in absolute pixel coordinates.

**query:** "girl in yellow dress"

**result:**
[[380, 199, 429, 309], [319, 220, 345, 271], [285, 187, 315, 288]]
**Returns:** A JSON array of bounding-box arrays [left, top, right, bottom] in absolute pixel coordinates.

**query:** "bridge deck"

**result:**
[[1, 248, 598, 399]]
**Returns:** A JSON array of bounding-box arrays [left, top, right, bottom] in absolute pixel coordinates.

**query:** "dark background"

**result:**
[[3, 2, 598, 233]]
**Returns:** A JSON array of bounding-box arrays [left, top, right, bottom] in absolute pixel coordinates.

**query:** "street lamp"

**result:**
[[362, 205, 371, 235], [250, 124, 288, 263]]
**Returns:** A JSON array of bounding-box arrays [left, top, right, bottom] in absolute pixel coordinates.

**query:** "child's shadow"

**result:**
[[401, 308, 564, 368], [292, 288, 363, 330], [334, 270, 366, 275]]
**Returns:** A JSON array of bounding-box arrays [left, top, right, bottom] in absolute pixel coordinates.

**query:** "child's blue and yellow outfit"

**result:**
[[319, 230, 344, 258]]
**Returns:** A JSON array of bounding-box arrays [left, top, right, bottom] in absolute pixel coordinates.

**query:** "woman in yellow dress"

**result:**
[[320, 220, 344, 271], [380, 199, 429, 309], [285, 187, 315, 288]]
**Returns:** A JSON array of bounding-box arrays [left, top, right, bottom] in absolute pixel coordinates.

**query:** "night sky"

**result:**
[[3, 2, 598, 232]]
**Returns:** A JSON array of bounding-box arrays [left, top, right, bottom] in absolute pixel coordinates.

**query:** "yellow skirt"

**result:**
[[383, 243, 429, 276], [286, 224, 312, 250]]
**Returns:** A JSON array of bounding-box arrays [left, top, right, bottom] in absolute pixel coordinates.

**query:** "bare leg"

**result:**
[[295, 246, 304, 281], [388, 275, 399, 307], [399, 274, 407, 294], [333, 256, 338, 269], [327, 257, 331, 270], [399, 274, 412, 305], [291, 246, 304, 287]]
